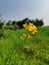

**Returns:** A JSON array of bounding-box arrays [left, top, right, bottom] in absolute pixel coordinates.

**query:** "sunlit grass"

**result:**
[[0, 26, 49, 65]]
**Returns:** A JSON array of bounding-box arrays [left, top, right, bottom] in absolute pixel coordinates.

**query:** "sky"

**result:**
[[0, 0, 49, 26]]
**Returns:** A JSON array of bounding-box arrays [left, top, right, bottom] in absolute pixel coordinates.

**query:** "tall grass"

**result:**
[[0, 26, 49, 65]]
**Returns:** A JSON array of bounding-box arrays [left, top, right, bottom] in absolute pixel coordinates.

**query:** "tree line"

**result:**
[[0, 18, 44, 30]]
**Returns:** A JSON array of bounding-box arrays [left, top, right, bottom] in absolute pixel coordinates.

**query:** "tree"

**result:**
[[22, 18, 30, 24], [17, 21, 23, 29], [34, 18, 44, 26], [12, 20, 16, 25]]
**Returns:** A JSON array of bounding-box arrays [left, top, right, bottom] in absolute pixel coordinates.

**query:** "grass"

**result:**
[[0, 26, 49, 65]]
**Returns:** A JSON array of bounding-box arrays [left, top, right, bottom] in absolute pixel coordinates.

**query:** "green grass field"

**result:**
[[0, 26, 49, 65]]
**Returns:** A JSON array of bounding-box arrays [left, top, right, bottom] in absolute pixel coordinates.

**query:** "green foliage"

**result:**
[[4, 25, 19, 30], [0, 26, 49, 65], [0, 22, 4, 29], [16, 18, 44, 29], [0, 30, 3, 37], [34, 18, 44, 26]]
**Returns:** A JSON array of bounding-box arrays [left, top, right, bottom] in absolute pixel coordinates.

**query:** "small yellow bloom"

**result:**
[[28, 26, 33, 31], [29, 23, 33, 25], [23, 24, 27, 28], [25, 26, 28, 30], [22, 33, 26, 37], [20, 33, 26, 40], [28, 34, 32, 39], [34, 29, 37, 32], [31, 31, 35, 35], [33, 25, 37, 30]]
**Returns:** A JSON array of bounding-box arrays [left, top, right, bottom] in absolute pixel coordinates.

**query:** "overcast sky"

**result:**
[[0, 0, 49, 26]]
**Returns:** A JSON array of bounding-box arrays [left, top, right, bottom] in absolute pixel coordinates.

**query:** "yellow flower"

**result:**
[[23, 24, 27, 28], [22, 33, 26, 37], [28, 34, 32, 39], [33, 25, 37, 30], [28, 26, 33, 31], [34, 29, 37, 32], [25, 26, 28, 30], [31, 31, 35, 35], [21, 23, 37, 40], [29, 23, 33, 26], [20, 33, 26, 40]]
